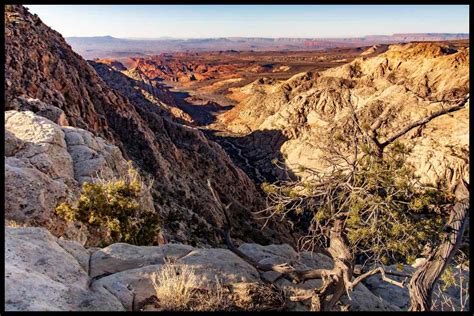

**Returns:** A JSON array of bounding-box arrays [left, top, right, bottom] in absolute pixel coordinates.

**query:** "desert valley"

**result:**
[[4, 4, 470, 312]]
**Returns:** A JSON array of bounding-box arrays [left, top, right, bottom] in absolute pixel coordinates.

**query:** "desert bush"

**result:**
[[150, 263, 231, 311], [55, 162, 161, 246], [151, 264, 197, 311]]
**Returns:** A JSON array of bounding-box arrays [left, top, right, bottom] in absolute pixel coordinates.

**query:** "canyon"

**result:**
[[4, 4, 470, 312], [92, 39, 469, 188], [66, 33, 469, 60]]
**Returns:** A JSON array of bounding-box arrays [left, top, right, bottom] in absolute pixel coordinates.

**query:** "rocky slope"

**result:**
[[89, 60, 194, 125], [220, 42, 469, 186], [5, 226, 468, 311], [4, 5, 291, 246]]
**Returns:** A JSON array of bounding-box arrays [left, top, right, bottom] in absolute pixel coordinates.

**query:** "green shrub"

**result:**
[[56, 162, 161, 246], [261, 138, 454, 265]]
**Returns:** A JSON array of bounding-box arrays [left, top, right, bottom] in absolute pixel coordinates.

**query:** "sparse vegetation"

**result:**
[[55, 162, 161, 246], [150, 264, 198, 311], [5, 219, 28, 228], [260, 137, 452, 267], [433, 262, 469, 311], [150, 263, 231, 311]]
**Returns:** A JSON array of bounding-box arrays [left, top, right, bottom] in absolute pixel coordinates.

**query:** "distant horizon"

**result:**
[[25, 5, 469, 38], [65, 32, 470, 41]]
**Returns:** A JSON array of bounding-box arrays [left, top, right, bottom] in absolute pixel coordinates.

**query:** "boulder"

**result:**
[[5, 110, 74, 183], [90, 243, 165, 278], [362, 264, 469, 311], [5, 156, 68, 227], [89, 243, 194, 278], [362, 264, 414, 310], [340, 282, 401, 311], [94, 264, 163, 311], [5, 227, 124, 311], [177, 248, 260, 288], [62, 126, 129, 184], [238, 243, 298, 262]]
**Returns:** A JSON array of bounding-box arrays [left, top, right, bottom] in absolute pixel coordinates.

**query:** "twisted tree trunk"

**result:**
[[310, 218, 353, 311], [408, 180, 469, 311]]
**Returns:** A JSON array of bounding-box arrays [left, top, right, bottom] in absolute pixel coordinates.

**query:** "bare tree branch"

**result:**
[[380, 95, 469, 148], [349, 267, 405, 291], [207, 179, 327, 283]]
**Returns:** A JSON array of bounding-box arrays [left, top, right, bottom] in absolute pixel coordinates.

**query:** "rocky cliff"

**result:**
[[220, 42, 469, 186], [4, 5, 291, 246]]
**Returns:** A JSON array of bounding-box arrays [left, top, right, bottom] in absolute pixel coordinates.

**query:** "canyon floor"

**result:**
[[123, 47, 382, 183]]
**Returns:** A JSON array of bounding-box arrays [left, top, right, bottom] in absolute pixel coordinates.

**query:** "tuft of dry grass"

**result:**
[[150, 264, 231, 311], [5, 219, 28, 228], [193, 277, 231, 311], [151, 264, 198, 311]]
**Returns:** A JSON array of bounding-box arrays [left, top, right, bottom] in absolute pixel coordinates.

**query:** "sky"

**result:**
[[25, 5, 469, 39]]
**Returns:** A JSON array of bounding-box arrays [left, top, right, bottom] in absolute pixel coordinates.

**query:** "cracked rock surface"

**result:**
[[2, 226, 407, 311]]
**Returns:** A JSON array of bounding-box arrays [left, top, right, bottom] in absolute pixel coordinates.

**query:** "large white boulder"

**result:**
[[4, 110, 154, 244], [5, 227, 124, 311]]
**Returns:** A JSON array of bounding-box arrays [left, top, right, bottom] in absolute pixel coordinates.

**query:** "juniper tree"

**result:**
[[210, 95, 469, 311]]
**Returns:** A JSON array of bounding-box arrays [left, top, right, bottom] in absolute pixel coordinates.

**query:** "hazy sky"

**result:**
[[25, 5, 469, 38]]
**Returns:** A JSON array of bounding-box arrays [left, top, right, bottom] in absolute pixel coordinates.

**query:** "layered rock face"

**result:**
[[5, 227, 468, 311], [5, 5, 290, 246], [115, 54, 244, 83], [220, 42, 469, 186]]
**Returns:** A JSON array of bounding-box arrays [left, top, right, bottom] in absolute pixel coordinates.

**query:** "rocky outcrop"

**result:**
[[11, 226, 463, 311], [220, 42, 469, 186], [360, 44, 389, 56], [5, 109, 141, 244], [4, 5, 291, 246], [362, 264, 469, 311]]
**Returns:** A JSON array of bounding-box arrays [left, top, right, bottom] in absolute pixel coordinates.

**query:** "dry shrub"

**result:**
[[150, 264, 231, 311], [151, 264, 197, 311], [5, 219, 28, 228], [192, 277, 232, 311], [231, 282, 286, 311]]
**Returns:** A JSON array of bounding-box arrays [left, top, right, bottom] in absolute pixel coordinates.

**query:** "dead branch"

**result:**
[[348, 267, 405, 291], [207, 179, 326, 283], [380, 95, 469, 149]]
